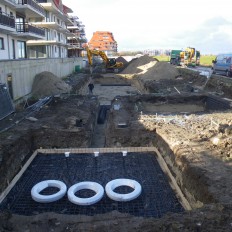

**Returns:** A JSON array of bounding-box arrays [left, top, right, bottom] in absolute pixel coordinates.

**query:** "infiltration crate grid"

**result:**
[[0, 152, 184, 217]]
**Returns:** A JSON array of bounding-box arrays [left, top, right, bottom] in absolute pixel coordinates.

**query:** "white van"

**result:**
[[212, 54, 232, 77]]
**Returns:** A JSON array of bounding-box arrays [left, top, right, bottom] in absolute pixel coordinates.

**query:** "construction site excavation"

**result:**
[[0, 57, 232, 231]]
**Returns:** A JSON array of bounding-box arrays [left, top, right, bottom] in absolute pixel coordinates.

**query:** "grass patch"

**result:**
[[153, 55, 170, 62], [200, 55, 216, 67], [153, 55, 216, 67]]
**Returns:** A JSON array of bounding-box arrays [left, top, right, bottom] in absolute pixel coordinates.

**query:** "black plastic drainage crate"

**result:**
[[206, 95, 232, 110], [0, 152, 184, 218]]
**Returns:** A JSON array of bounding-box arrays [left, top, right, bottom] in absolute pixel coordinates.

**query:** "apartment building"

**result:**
[[88, 31, 118, 56], [27, 0, 73, 58], [0, 0, 87, 60], [0, 0, 46, 60], [67, 15, 87, 57]]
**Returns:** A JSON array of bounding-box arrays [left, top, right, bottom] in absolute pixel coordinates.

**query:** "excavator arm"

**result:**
[[86, 46, 123, 69]]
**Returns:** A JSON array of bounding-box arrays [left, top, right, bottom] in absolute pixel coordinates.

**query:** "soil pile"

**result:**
[[139, 61, 180, 81], [116, 56, 128, 66], [120, 55, 158, 74], [31, 72, 71, 98]]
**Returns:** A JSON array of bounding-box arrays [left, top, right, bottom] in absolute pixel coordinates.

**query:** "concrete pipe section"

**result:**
[[105, 179, 142, 202], [31, 180, 67, 203], [68, 181, 104, 205]]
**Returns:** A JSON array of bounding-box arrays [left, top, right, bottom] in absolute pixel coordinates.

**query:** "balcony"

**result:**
[[2, 0, 16, 8], [67, 43, 81, 49], [16, 0, 45, 18], [36, 0, 64, 17], [14, 22, 45, 39], [27, 39, 67, 48], [0, 12, 16, 33], [31, 21, 70, 34]]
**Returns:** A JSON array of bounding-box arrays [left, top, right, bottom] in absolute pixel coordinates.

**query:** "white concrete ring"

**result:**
[[105, 179, 142, 202], [31, 180, 67, 203], [68, 182, 104, 205]]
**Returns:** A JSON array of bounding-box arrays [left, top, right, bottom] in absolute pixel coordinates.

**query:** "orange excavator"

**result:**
[[86, 46, 123, 74]]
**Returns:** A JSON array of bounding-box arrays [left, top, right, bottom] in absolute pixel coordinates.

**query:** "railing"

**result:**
[[15, 22, 45, 37], [36, 0, 47, 2], [16, 0, 45, 16], [67, 43, 81, 48], [5, 0, 16, 4], [0, 12, 15, 28]]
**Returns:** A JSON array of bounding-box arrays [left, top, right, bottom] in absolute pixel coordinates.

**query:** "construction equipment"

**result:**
[[170, 47, 200, 67], [180, 47, 200, 67], [86, 46, 123, 73], [170, 50, 182, 65]]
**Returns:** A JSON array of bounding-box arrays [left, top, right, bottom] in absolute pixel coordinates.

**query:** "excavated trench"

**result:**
[[1, 63, 232, 226], [0, 92, 231, 220]]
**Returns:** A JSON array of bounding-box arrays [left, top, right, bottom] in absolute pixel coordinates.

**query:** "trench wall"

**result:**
[[0, 58, 85, 100], [153, 134, 215, 208]]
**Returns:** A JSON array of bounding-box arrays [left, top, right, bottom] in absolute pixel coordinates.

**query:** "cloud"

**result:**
[[167, 17, 232, 54], [62, 0, 232, 54], [117, 17, 232, 54]]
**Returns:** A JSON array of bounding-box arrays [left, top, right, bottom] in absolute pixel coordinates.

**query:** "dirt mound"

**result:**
[[120, 55, 158, 74], [140, 61, 180, 81], [31, 71, 71, 98], [116, 56, 128, 66]]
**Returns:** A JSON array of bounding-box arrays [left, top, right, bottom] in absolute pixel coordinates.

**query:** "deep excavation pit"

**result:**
[[0, 61, 232, 230], [1, 94, 231, 213]]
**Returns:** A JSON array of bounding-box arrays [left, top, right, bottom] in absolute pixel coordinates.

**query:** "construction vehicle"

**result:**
[[180, 47, 200, 67], [86, 46, 123, 73], [170, 47, 200, 67], [170, 50, 182, 65]]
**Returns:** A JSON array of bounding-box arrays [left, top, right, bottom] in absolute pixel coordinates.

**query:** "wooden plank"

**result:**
[[153, 147, 192, 210], [0, 150, 38, 204], [37, 147, 155, 154]]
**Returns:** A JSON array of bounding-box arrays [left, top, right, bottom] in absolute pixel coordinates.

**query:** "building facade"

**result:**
[[88, 31, 118, 56], [0, 0, 87, 60], [67, 15, 87, 58], [0, 0, 46, 60], [0, 0, 87, 101]]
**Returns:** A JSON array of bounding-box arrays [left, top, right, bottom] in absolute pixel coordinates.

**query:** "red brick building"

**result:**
[[88, 31, 118, 55]]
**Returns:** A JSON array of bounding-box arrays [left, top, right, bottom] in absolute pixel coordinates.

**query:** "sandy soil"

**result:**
[[0, 58, 232, 231]]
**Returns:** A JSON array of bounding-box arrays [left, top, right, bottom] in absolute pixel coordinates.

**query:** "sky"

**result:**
[[62, 0, 232, 54]]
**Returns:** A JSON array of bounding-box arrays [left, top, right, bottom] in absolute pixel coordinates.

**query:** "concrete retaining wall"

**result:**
[[0, 58, 85, 100]]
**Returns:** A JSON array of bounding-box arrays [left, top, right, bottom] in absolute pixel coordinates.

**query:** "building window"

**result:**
[[27, 46, 47, 59], [0, 38, 4, 50], [17, 41, 26, 58]]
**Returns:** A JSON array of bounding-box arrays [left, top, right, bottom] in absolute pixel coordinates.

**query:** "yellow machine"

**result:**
[[180, 47, 200, 67], [86, 46, 123, 73]]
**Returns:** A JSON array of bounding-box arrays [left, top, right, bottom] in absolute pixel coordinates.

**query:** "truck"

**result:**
[[170, 50, 182, 65], [170, 48, 200, 67]]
